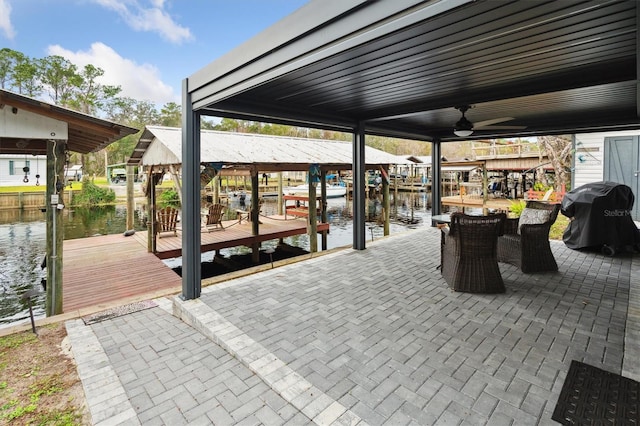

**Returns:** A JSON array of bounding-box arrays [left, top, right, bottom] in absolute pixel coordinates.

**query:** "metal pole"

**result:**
[[431, 139, 442, 217], [181, 78, 201, 300], [353, 124, 366, 250]]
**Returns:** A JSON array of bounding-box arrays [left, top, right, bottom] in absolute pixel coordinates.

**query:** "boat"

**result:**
[[285, 183, 347, 198]]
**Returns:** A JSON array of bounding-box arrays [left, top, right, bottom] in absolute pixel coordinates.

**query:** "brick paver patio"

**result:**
[[67, 225, 640, 425]]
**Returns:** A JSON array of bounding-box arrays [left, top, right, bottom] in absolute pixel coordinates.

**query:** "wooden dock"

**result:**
[[135, 215, 329, 259], [60, 215, 328, 313], [441, 195, 516, 212], [62, 234, 182, 313]]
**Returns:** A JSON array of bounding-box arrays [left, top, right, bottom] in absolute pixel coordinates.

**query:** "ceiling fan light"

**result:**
[[454, 116, 473, 137], [454, 129, 473, 137]]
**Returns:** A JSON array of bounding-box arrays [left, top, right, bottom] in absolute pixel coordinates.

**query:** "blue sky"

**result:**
[[0, 0, 308, 106]]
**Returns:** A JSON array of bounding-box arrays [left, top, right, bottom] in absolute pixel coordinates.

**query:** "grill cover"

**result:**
[[561, 181, 640, 251]]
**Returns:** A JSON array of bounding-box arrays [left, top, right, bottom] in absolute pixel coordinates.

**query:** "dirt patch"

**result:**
[[0, 323, 90, 425]]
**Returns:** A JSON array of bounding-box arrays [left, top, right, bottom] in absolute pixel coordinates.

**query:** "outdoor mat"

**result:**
[[552, 360, 639, 425], [81, 299, 158, 325]]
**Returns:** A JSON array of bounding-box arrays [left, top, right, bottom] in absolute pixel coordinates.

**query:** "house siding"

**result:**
[[573, 131, 640, 189], [0, 155, 47, 186]]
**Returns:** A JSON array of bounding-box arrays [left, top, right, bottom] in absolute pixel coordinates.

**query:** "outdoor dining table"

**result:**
[[431, 214, 451, 227]]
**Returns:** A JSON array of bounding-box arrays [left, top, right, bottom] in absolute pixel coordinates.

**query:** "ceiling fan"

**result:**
[[453, 105, 526, 137]]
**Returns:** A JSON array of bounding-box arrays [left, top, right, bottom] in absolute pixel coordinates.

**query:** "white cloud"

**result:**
[[91, 0, 192, 44], [47, 42, 177, 105], [0, 0, 16, 40]]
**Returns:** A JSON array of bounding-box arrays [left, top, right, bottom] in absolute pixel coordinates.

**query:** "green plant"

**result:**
[[158, 188, 181, 208], [4, 402, 37, 420], [0, 333, 37, 350], [35, 409, 83, 425], [71, 180, 116, 206], [508, 199, 526, 217], [549, 214, 570, 240], [29, 376, 63, 402], [533, 182, 551, 191]]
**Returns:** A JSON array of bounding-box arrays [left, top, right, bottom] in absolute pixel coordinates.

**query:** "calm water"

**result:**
[[0, 192, 431, 327], [0, 204, 148, 327]]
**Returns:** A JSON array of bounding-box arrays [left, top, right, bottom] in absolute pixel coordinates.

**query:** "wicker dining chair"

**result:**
[[441, 212, 507, 293], [497, 200, 560, 273]]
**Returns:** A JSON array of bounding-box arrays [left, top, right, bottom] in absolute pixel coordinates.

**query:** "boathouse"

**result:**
[[127, 125, 400, 260], [0, 89, 138, 315]]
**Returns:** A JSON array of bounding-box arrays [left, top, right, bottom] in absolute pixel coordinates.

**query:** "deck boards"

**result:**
[[441, 195, 515, 212], [136, 216, 329, 259], [62, 234, 182, 313], [61, 216, 328, 313]]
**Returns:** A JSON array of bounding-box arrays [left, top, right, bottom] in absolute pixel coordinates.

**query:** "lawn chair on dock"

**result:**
[[236, 197, 264, 224], [202, 203, 225, 232], [157, 206, 179, 237]]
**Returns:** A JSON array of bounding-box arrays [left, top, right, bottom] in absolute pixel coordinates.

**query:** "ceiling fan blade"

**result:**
[[476, 125, 527, 130], [473, 117, 515, 128]]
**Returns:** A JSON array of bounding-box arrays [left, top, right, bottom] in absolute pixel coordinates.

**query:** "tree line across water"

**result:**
[[2, 48, 569, 191]]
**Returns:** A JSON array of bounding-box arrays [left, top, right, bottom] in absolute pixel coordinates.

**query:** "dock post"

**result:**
[[308, 169, 318, 253], [320, 170, 328, 250], [277, 172, 283, 215], [45, 139, 65, 316], [383, 166, 390, 236], [251, 172, 260, 263], [126, 165, 134, 231]]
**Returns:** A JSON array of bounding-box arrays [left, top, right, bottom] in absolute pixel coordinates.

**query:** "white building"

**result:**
[[572, 130, 640, 220], [0, 154, 47, 187]]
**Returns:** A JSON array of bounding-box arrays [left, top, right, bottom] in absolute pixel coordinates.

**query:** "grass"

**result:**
[[550, 213, 570, 240], [0, 324, 89, 425]]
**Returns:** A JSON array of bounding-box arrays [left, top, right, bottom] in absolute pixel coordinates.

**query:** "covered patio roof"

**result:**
[[178, 0, 640, 300], [187, 0, 640, 141]]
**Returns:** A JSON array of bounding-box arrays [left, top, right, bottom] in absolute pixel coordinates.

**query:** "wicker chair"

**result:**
[[441, 212, 507, 293], [497, 200, 560, 273]]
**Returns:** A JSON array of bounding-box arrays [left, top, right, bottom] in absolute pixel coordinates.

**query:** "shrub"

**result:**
[[158, 188, 180, 208], [533, 182, 551, 191], [71, 181, 116, 206], [508, 199, 526, 217]]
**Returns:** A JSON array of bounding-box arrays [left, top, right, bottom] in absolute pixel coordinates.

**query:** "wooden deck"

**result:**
[[134, 215, 330, 259], [62, 234, 182, 313], [441, 195, 516, 212], [60, 215, 328, 313]]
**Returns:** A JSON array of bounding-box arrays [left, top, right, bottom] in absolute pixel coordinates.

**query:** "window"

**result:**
[[9, 160, 14, 175], [25, 160, 30, 175]]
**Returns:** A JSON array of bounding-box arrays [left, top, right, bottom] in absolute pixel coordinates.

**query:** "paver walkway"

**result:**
[[66, 225, 640, 425]]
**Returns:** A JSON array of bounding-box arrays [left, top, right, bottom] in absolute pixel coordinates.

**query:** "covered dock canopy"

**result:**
[[0, 88, 138, 316], [179, 0, 640, 299], [128, 125, 400, 172], [0, 89, 137, 155]]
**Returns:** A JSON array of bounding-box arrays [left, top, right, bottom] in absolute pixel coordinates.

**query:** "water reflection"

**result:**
[[0, 205, 147, 327], [0, 222, 47, 325]]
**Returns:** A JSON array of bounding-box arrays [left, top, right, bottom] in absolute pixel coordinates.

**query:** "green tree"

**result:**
[[537, 135, 571, 191], [159, 102, 181, 127], [68, 64, 121, 115], [12, 56, 42, 97], [0, 48, 13, 88], [40, 55, 81, 106]]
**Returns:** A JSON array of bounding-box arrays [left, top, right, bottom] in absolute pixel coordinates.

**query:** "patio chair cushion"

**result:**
[[518, 207, 552, 234]]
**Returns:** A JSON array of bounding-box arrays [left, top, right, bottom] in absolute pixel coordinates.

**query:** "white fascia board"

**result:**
[[0, 105, 68, 139]]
